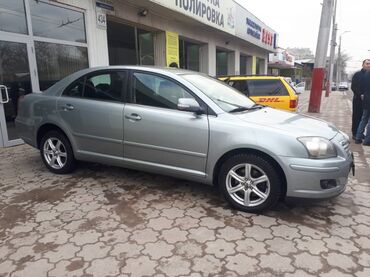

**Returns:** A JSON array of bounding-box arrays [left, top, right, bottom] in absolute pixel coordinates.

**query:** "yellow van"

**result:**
[[218, 76, 299, 112]]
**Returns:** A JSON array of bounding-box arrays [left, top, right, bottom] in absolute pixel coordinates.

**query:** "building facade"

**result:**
[[0, 0, 277, 147]]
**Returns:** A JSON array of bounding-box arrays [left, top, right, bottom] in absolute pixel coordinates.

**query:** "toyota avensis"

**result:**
[[15, 66, 354, 212]]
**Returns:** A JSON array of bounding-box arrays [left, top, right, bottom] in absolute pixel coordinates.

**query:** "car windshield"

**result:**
[[182, 74, 255, 112]]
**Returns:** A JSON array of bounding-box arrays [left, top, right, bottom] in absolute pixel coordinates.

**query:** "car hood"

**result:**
[[235, 107, 339, 139]]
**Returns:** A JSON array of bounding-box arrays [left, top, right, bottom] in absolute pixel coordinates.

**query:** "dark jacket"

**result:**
[[363, 70, 370, 110], [351, 69, 366, 99]]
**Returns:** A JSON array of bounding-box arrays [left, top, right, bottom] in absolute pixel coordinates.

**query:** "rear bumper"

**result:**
[[280, 155, 353, 199], [15, 117, 37, 148]]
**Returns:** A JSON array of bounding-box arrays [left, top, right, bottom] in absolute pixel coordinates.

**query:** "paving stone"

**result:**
[[216, 226, 243, 241], [293, 252, 324, 273], [324, 236, 359, 254], [235, 238, 267, 256], [265, 237, 298, 256], [258, 253, 294, 273], [48, 258, 86, 277], [130, 229, 159, 244], [295, 236, 328, 255], [121, 255, 157, 277], [158, 255, 191, 276], [225, 253, 259, 275], [11, 258, 53, 277], [192, 254, 225, 275], [205, 238, 236, 258], [142, 240, 174, 259], [86, 256, 121, 276], [77, 242, 111, 261], [324, 252, 358, 272], [174, 240, 203, 258], [188, 227, 216, 243], [69, 230, 102, 246], [271, 225, 301, 240], [161, 227, 188, 243], [110, 242, 144, 259], [45, 243, 80, 263]]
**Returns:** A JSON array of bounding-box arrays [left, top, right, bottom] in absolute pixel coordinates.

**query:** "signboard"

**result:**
[[96, 0, 115, 15], [166, 31, 180, 67], [96, 12, 107, 29], [235, 3, 277, 51], [268, 49, 295, 68], [150, 0, 236, 35]]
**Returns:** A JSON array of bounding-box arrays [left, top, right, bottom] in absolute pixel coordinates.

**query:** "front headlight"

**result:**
[[298, 137, 337, 159]]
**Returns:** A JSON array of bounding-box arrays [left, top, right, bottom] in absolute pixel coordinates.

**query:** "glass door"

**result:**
[[0, 40, 33, 147]]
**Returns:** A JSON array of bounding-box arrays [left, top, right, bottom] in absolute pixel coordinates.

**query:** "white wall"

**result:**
[[58, 0, 270, 75]]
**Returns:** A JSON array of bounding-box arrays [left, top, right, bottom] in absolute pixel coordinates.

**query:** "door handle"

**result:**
[[63, 104, 74, 111], [0, 85, 9, 104], [125, 113, 142, 121]]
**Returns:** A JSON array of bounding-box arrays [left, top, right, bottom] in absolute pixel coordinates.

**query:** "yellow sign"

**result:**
[[166, 31, 179, 67]]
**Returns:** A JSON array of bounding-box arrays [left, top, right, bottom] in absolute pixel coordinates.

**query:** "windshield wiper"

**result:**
[[216, 98, 245, 108], [229, 104, 265, 113]]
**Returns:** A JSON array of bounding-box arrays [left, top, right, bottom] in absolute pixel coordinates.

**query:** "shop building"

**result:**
[[0, 0, 278, 147]]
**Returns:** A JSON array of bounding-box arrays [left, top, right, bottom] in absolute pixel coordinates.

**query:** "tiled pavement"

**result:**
[[0, 91, 370, 277]]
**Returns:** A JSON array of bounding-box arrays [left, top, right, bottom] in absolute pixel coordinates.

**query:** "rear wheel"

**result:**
[[218, 154, 282, 213], [40, 130, 76, 174]]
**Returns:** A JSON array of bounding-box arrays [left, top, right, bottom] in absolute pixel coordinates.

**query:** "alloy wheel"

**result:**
[[226, 163, 270, 207], [43, 137, 67, 170]]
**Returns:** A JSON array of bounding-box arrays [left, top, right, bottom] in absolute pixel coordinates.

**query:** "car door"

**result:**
[[57, 70, 127, 161], [123, 71, 209, 176]]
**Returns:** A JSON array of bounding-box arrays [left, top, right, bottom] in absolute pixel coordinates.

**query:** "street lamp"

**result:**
[[336, 31, 350, 84]]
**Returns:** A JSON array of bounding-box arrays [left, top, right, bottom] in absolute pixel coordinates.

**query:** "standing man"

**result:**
[[355, 66, 370, 146], [351, 59, 370, 139]]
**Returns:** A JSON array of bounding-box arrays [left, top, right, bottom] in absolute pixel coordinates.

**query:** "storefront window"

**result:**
[[216, 50, 228, 76], [240, 55, 248, 75], [0, 0, 28, 34], [29, 0, 86, 43], [35, 41, 88, 90], [138, 29, 154, 65], [107, 20, 154, 66], [179, 40, 200, 72]]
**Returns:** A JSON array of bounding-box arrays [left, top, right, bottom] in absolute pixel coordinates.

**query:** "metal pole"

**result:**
[[325, 0, 337, 97], [336, 36, 341, 86], [308, 0, 334, 112]]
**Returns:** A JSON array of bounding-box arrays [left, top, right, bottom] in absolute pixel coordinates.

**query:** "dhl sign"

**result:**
[[258, 97, 283, 103]]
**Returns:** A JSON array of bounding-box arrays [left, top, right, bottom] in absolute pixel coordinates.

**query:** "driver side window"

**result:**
[[132, 72, 195, 110]]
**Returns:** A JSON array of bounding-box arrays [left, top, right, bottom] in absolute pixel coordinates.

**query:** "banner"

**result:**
[[166, 31, 180, 67], [151, 0, 236, 36]]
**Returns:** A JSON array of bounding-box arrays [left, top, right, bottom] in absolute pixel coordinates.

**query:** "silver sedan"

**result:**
[[15, 66, 354, 212]]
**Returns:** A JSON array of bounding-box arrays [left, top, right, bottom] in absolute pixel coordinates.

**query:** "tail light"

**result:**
[[290, 99, 297, 109]]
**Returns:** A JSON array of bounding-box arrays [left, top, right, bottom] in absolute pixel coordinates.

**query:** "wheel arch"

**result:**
[[212, 148, 287, 198], [36, 123, 74, 151]]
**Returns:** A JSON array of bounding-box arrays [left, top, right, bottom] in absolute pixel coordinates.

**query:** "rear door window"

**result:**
[[246, 80, 289, 97]]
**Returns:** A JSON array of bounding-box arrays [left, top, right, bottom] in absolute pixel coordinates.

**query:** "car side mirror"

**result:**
[[177, 98, 204, 114]]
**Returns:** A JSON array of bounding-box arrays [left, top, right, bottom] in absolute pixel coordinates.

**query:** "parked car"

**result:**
[[218, 76, 299, 112], [16, 66, 354, 212], [294, 82, 306, 94], [339, 82, 349, 91], [331, 82, 337, 91]]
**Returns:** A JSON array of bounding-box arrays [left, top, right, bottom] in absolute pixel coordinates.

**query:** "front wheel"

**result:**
[[40, 130, 76, 174], [218, 154, 282, 213]]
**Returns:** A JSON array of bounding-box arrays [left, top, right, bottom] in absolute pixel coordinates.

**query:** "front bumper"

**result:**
[[279, 154, 353, 199]]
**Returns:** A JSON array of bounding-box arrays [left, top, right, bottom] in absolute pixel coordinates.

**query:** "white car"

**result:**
[[339, 82, 349, 91], [294, 82, 306, 94]]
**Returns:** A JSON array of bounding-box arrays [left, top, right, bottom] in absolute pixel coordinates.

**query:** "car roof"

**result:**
[[218, 76, 283, 80], [42, 66, 199, 95]]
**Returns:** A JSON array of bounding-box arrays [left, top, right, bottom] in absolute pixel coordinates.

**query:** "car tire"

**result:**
[[218, 153, 282, 213], [40, 130, 76, 174]]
